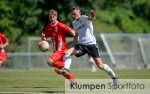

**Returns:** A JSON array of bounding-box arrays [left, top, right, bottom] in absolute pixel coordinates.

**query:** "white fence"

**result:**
[[100, 33, 150, 69], [3, 34, 150, 70]]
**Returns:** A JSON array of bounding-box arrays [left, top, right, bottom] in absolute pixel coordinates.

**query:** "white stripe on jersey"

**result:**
[[73, 15, 96, 45], [58, 39, 62, 51]]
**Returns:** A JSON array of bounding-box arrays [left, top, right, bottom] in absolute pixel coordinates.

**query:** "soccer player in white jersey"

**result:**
[[61, 5, 119, 85]]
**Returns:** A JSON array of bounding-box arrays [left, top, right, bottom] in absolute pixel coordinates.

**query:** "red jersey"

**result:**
[[43, 21, 72, 52], [0, 33, 8, 46]]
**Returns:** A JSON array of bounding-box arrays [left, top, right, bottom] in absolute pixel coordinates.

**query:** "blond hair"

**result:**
[[70, 5, 80, 12], [49, 9, 57, 16]]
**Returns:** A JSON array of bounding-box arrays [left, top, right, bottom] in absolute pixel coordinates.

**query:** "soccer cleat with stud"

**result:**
[[112, 77, 119, 86]]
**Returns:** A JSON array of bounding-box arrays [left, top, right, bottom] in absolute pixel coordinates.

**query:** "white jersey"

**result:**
[[72, 15, 96, 45]]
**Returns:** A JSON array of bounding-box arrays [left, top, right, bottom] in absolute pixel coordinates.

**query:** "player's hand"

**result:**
[[38, 41, 43, 47], [71, 33, 79, 47], [90, 10, 96, 18], [71, 39, 78, 47], [41, 33, 46, 40], [74, 33, 79, 41], [88, 10, 96, 20]]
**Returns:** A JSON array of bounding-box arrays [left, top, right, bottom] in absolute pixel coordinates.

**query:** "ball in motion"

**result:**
[[38, 40, 49, 52]]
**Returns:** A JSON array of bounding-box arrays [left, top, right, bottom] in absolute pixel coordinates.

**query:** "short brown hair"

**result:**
[[70, 5, 80, 11], [49, 9, 57, 16]]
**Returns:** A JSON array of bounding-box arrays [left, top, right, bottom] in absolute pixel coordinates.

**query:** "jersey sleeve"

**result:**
[[1, 34, 8, 44], [83, 15, 92, 25], [59, 22, 72, 34]]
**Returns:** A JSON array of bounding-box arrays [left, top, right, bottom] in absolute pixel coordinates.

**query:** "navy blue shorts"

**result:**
[[75, 44, 101, 58]]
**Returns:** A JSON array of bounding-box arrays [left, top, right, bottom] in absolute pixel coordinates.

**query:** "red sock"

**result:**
[[64, 73, 75, 82], [53, 61, 64, 69], [53, 61, 75, 82]]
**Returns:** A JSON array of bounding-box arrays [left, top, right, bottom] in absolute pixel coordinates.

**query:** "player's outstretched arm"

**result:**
[[88, 10, 96, 21], [69, 30, 79, 47], [71, 32, 79, 47]]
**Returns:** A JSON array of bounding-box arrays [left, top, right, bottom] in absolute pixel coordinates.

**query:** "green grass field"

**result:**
[[0, 69, 150, 94]]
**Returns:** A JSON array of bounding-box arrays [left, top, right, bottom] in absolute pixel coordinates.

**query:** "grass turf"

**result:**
[[0, 69, 150, 93]]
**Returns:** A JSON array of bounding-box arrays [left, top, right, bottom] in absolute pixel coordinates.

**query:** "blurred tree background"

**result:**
[[0, 0, 150, 51]]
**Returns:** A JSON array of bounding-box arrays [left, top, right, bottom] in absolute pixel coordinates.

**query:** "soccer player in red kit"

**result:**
[[39, 9, 77, 83], [0, 33, 9, 66]]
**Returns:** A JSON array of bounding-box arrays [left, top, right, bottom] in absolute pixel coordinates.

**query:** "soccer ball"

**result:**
[[39, 40, 49, 52]]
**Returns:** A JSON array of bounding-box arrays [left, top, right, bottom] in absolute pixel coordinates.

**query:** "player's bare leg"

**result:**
[[47, 58, 54, 67], [93, 57, 119, 86], [54, 68, 76, 84], [47, 58, 61, 74], [63, 47, 78, 71], [54, 68, 62, 74], [47, 57, 75, 82], [62, 48, 78, 83]]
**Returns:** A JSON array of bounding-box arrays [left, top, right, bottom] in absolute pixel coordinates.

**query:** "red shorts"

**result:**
[[50, 50, 65, 63], [0, 52, 4, 60], [0, 52, 9, 65]]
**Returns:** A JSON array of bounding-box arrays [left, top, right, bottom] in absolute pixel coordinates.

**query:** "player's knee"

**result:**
[[47, 59, 54, 67], [74, 50, 81, 56]]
